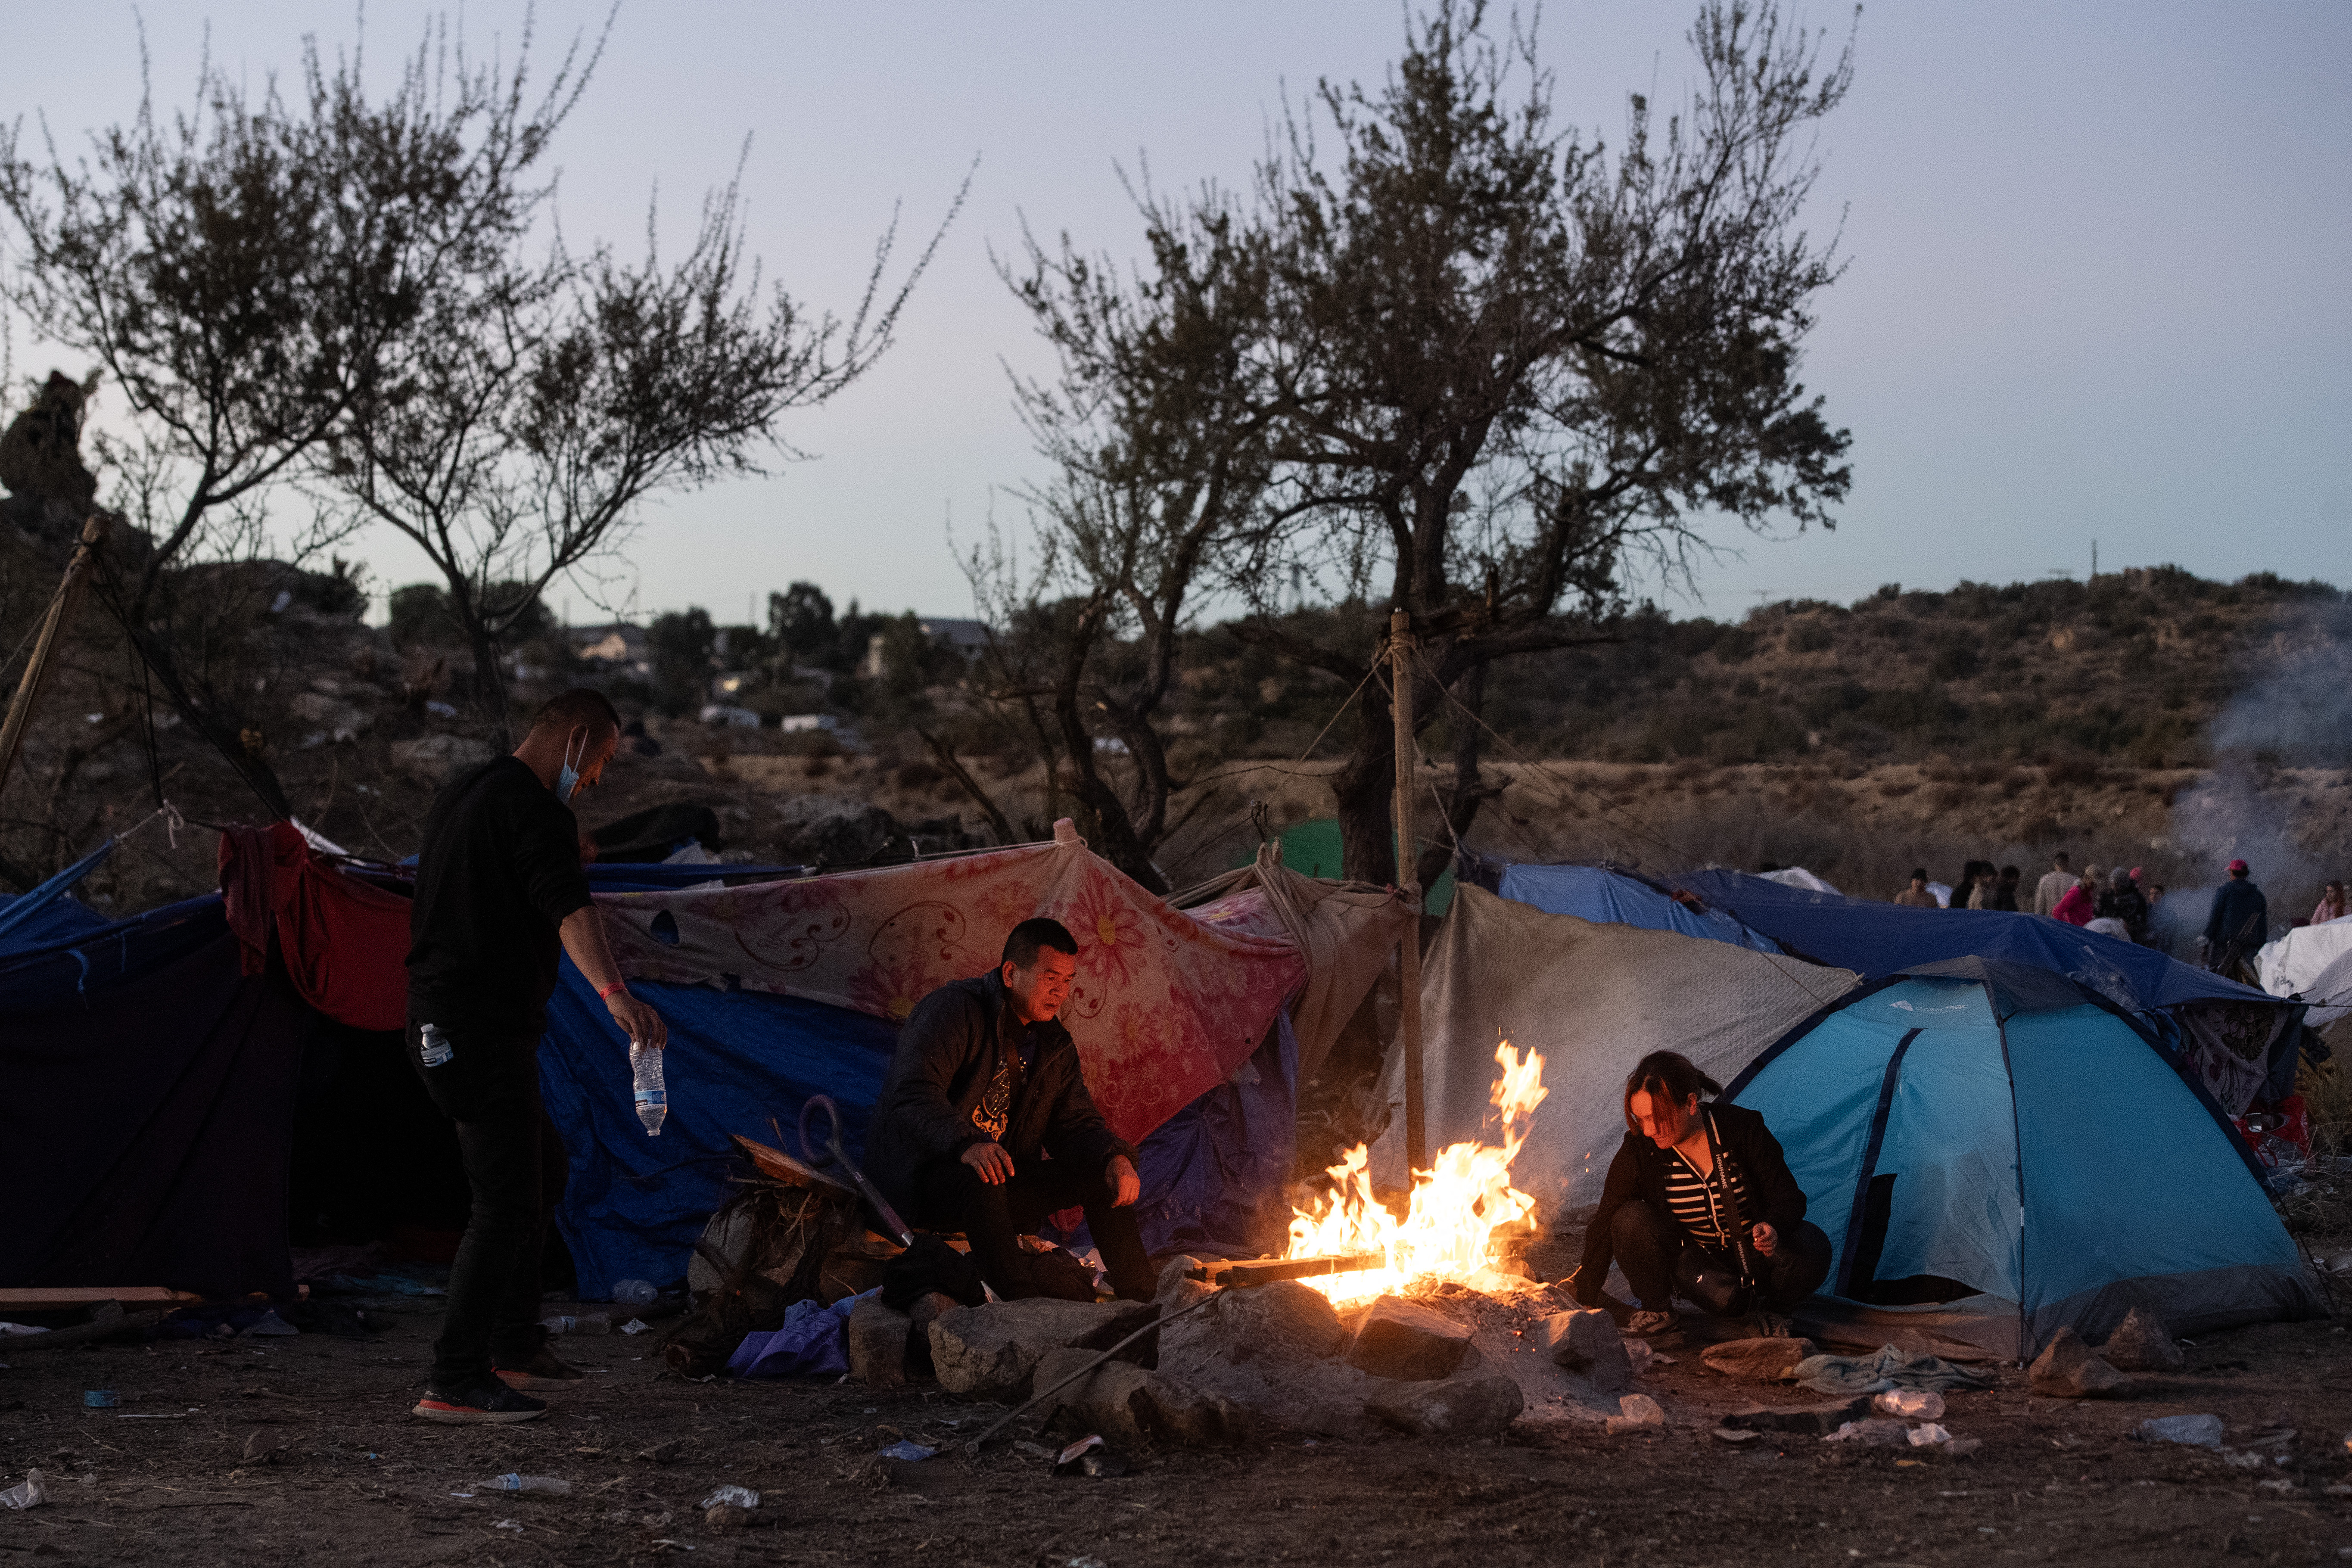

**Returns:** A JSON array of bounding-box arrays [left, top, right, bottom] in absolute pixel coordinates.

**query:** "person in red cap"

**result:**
[[2200, 859, 2267, 976]]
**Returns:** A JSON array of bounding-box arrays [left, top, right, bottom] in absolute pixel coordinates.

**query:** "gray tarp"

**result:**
[[1371, 884, 1860, 1220], [1178, 843, 1416, 1087]]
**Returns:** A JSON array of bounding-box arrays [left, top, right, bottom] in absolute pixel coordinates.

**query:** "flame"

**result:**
[[1286, 1042, 1547, 1304]]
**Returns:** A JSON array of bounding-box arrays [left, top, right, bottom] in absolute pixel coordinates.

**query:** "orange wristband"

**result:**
[[598, 980, 628, 1002]]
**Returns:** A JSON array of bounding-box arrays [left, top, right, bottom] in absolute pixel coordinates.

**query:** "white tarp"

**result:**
[[2255, 920, 2352, 1002], [1760, 866, 1841, 895], [1370, 884, 1859, 1220]]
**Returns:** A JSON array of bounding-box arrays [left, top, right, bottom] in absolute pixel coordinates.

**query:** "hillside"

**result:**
[[1180, 568, 2351, 773], [3, 554, 2346, 925]]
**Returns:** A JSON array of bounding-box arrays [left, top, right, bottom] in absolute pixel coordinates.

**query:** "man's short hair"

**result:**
[[1002, 918, 1079, 970], [529, 688, 622, 741], [2052, 852, 2071, 867], [1910, 868, 1927, 882], [2000, 865, 2019, 879]]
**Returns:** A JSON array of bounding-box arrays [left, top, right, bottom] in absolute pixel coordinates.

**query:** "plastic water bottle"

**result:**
[[613, 1279, 658, 1308], [629, 1042, 666, 1136], [479, 1474, 570, 1495], [417, 1024, 454, 1067]]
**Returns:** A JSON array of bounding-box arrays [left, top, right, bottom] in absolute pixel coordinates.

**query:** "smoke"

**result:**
[[2162, 595, 2352, 931]]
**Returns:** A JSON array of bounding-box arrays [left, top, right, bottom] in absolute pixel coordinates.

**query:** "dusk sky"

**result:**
[[6, 2, 2347, 629]]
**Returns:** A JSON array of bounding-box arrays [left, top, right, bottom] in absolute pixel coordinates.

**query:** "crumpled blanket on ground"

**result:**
[[726, 1288, 878, 1379], [1792, 1344, 1993, 1397]]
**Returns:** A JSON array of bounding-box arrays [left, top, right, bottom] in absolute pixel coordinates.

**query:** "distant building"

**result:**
[[572, 623, 650, 675], [697, 704, 762, 729], [779, 714, 839, 734], [863, 617, 992, 679]]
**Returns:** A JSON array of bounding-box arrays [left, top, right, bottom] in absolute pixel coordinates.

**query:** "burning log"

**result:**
[[1185, 1254, 1384, 1288]]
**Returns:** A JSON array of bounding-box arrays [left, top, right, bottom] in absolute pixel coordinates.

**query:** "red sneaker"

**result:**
[[412, 1382, 547, 1424]]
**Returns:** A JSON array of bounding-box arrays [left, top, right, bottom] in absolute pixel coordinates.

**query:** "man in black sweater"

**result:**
[[405, 689, 669, 1424], [865, 919, 1154, 1302]]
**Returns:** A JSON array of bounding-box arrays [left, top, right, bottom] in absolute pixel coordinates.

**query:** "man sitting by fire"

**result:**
[[863, 918, 1157, 1303], [1568, 1051, 1832, 1336]]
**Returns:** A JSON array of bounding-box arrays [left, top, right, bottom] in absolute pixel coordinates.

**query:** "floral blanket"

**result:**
[[595, 820, 1305, 1142]]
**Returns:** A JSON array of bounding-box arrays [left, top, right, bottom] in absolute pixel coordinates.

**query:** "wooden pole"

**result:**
[[1390, 606, 1426, 1174], [0, 513, 108, 803]]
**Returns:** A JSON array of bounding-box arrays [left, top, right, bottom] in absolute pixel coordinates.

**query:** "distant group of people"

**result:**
[[1892, 851, 2167, 946], [1888, 852, 2350, 974]]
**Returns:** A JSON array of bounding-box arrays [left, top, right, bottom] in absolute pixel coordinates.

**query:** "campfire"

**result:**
[[1286, 1042, 1547, 1305]]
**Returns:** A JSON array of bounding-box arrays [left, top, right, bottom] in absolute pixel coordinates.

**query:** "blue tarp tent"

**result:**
[[0, 837, 118, 955], [1480, 859, 1784, 955], [1673, 867, 2271, 1017], [1725, 958, 2323, 1358], [538, 953, 1298, 1299], [0, 892, 312, 1300]]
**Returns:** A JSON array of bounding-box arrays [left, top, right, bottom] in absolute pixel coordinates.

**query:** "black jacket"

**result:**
[[864, 971, 1136, 1214], [1574, 1101, 1808, 1306], [2203, 878, 2268, 950], [405, 756, 593, 1035]]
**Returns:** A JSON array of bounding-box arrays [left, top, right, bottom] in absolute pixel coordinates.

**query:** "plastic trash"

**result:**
[[1873, 1389, 1945, 1420], [1605, 1394, 1666, 1434], [0, 1471, 46, 1510], [1907, 1422, 1953, 1447], [630, 1041, 667, 1137], [478, 1475, 572, 1495], [620, 1318, 651, 1335], [613, 1279, 660, 1308], [2135, 1414, 2225, 1449], [242, 1310, 299, 1337], [878, 1441, 936, 1463], [83, 1390, 118, 1409], [539, 1314, 610, 1337], [1824, 1418, 1912, 1446], [0, 1322, 51, 1337], [697, 1485, 760, 1509]]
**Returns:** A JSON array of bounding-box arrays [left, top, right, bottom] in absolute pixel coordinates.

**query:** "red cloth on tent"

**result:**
[[218, 823, 410, 1030]]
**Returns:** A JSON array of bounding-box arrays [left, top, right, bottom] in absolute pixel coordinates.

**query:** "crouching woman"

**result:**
[[1570, 1051, 1832, 1336]]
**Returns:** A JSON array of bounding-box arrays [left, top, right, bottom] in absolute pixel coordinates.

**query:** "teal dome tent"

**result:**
[[1725, 957, 2323, 1360]]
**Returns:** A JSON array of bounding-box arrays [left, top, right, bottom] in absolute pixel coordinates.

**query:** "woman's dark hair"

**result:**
[[1623, 1051, 1722, 1130]]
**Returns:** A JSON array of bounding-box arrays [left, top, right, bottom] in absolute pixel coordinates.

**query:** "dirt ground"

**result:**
[[5, 1272, 2350, 1568]]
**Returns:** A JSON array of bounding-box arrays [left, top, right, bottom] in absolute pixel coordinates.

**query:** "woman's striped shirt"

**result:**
[[1663, 1149, 1753, 1248]]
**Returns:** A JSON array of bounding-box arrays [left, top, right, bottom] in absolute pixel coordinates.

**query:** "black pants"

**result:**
[[907, 1157, 1155, 1302], [408, 1019, 558, 1391], [1611, 1199, 1831, 1313]]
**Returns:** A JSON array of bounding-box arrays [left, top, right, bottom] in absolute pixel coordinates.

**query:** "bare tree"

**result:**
[[0, 16, 600, 810], [1226, 0, 1856, 882], [331, 162, 967, 722], [955, 193, 1273, 890]]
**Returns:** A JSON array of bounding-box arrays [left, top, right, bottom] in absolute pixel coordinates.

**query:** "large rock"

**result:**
[[771, 793, 899, 868], [391, 733, 495, 785], [1218, 1281, 1346, 1364], [2098, 1308, 2184, 1372], [1032, 1347, 1247, 1450], [846, 1298, 912, 1389], [1537, 1309, 1631, 1392], [926, 1298, 1124, 1401], [289, 691, 371, 741], [1720, 1395, 1873, 1434], [2028, 1327, 2122, 1398], [1362, 1369, 1524, 1438], [1700, 1336, 1817, 1382], [1344, 1295, 1473, 1382]]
